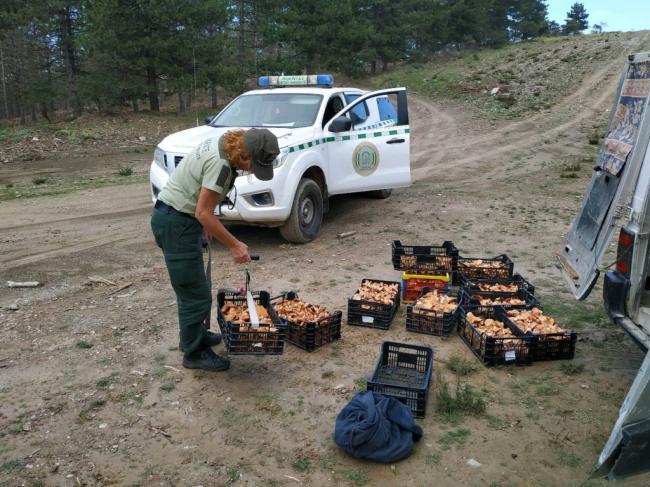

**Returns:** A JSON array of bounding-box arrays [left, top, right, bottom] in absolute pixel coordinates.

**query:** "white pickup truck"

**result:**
[[150, 75, 411, 242], [560, 51, 650, 480]]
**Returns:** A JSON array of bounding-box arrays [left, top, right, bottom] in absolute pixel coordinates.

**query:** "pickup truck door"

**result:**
[[559, 52, 650, 299], [324, 88, 411, 195]]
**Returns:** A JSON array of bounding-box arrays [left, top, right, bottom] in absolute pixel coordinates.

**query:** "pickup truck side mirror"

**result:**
[[329, 116, 352, 133], [205, 115, 215, 125]]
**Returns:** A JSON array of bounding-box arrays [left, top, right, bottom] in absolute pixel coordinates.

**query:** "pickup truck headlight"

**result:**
[[272, 151, 289, 168], [154, 146, 165, 169]]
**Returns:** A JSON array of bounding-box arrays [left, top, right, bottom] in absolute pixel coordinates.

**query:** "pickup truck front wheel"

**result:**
[[280, 178, 323, 243]]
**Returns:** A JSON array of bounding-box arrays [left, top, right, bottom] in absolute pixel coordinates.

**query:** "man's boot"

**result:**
[[182, 347, 230, 371]]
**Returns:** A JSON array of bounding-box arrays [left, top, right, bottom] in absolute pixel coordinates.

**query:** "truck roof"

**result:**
[[243, 87, 366, 96]]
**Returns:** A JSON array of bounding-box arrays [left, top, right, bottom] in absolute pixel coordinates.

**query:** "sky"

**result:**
[[546, 1, 650, 32]]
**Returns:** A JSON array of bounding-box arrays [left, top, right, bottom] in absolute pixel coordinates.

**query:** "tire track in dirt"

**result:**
[[0, 205, 151, 232], [1, 231, 146, 269], [0, 184, 152, 273], [410, 32, 650, 184]]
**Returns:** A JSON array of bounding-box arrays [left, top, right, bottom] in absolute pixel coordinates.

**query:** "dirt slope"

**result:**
[[2, 33, 650, 487]]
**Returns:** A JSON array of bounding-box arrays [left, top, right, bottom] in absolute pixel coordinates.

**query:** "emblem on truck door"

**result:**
[[352, 142, 380, 176]]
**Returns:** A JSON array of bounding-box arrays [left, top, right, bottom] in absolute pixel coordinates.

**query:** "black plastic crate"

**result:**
[[217, 290, 287, 355], [460, 273, 535, 295], [457, 254, 514, 281], [458, 306, 533, 366], [505, 309, 577, 361], [347, 279, 401, 330], [271, 291, 342, 352], [391, 240, 458, 274], [366, 341, 434, 418], [459, 287, 541, 313], [406, 287, 460, 336]]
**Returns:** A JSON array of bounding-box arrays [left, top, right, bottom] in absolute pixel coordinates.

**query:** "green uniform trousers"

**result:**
[[151, 206, 209, 355]]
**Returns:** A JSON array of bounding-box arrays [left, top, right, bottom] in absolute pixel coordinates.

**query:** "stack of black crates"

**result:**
[[392, 241, 578, 367]]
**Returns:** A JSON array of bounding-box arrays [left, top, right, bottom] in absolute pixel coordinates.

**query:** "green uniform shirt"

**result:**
[[158, 137, 233, 215]]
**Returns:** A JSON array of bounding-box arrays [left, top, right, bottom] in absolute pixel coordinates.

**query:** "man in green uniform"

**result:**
[[151, 128, 279, 371]]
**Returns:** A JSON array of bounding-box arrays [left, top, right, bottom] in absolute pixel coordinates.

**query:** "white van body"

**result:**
[[560, 52, 650, 480]]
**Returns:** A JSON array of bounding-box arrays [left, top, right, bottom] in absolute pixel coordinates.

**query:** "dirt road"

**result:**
[[2, 35, 650, 486]]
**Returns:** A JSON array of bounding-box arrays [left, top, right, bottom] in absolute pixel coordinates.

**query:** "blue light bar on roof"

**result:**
[[258, 74, 334, 87]]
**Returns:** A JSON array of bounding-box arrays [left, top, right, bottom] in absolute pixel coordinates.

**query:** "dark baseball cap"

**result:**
[[243, 128, 280, 181]]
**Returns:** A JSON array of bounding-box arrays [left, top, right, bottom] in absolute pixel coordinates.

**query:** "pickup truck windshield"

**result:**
[[211, 93, 323, 128]]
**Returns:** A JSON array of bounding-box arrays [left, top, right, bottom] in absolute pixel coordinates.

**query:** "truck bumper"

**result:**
[[149, 161, 291, 225], [604, 270, 629, 319]]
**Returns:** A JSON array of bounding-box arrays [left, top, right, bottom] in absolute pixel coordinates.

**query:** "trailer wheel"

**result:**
[[280, 178, 323, 243]]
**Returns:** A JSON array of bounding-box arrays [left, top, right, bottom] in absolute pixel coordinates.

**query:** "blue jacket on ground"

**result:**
[[334, 391, 423, 463]]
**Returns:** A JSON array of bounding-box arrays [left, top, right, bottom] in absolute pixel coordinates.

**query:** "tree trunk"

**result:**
[[31, 105, 36, 121], [40, 103, 51, 123], [238, 0, 246, 88], [370, 60, 377, 75], [0, 45, 8, 119], [178, 90, 186, 112], [132, 98, 139, 112], [210, 82, 217, 109], [382, 59, 388, 72], [146, 66, 160, 111], [60, 4, 81, 119]]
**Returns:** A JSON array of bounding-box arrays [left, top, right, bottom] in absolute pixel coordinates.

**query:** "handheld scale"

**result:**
[[245, 254, 260, 327]]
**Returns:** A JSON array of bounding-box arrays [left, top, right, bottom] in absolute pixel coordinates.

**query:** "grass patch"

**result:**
[[0, 459, 24, 474], [152, 367, 169, 379], [525, 397, 540, 421], [160, 382, 175, 392], [541, 299, 610, 330], [436, 378, 486, 424], [117, 390, 144, 405], [117, 165, 133, 176], [424, 452, 441, 465], [0, 126, 40, 144], [354, 376, 367, 391], [321, 370, 334, 379], [336, 468, 368, 486], [535, 383, 557, 396], [486, 414, 508, 430], [439, 428, 470, 450], [75, 340, 94, 349], [562, 162, 582, 172], [558, 362, 585, 375], [32, 177, 48, 185], [292, 458, 311, 472], [446, 355, 478, 376], [559, 449, 581, 468], [226, 466, 240, 485], [53, 128, 96, 144], [95, 372, 118, 389]]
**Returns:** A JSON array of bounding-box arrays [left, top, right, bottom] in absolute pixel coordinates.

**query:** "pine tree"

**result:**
[[508, 0, 548, 41], [563, 2, 588, 35]]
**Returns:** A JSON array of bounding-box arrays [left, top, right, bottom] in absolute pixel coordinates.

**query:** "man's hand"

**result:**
[[229, 240, 251, 264]]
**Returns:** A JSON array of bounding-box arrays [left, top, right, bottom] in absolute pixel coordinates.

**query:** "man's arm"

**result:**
[[195, 187, 251, 264]]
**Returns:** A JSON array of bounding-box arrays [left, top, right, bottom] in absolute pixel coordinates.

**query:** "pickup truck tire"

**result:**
[[367, 189, 392, 199], [280, 178, 323, 243]]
